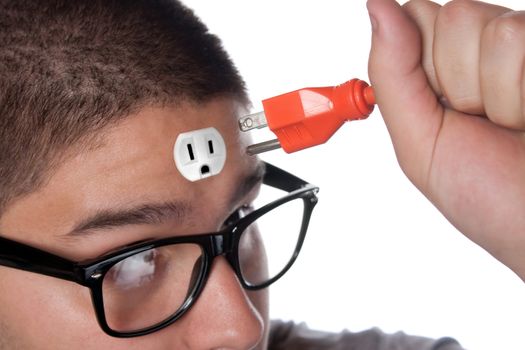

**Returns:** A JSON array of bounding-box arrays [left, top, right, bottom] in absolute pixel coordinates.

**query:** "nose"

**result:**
[[178, 256, 268, 349]]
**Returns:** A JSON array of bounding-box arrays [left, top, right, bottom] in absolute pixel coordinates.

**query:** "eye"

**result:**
[[223, 204, 254, 227], [105, 249, 165, 290]]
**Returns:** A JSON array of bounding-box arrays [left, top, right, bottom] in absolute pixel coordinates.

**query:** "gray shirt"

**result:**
[[269, 321, 464, 350]]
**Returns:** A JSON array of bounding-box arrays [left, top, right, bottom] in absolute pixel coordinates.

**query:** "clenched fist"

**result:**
[[367, 0, 525, 280]]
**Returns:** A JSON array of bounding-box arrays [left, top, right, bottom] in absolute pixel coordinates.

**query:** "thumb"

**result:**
[[367, 0, 444, 190]]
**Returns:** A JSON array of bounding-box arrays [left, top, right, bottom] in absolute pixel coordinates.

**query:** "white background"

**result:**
[[184, 1, 525, 349]]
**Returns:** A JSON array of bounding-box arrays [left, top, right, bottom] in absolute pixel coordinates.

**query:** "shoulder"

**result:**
[[268, 320, 464, 350]]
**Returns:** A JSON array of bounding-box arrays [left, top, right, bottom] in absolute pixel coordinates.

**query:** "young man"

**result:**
[[0, 1, 271, 348], [0, 0, 521, 349]]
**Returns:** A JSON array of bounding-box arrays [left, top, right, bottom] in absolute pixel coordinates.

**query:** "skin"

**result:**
[[0, 98, 269, 349], [1, 0, 523, 348], [367, 0, 525, 282]]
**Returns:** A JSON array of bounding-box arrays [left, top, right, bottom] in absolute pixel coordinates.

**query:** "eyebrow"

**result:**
[[68, 201, 190, 236], [67, 162, 266, 237]]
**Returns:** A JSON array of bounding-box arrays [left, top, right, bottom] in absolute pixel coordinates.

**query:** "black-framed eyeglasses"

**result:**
[[0, 162, 319, 337]]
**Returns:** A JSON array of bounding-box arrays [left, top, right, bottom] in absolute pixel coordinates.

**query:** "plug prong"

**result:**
[[238, 111, 268, 132], [246, 139, 281, 156]]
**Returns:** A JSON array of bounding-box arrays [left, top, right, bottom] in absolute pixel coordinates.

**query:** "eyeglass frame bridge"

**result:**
[[0, 162, 319, 337]]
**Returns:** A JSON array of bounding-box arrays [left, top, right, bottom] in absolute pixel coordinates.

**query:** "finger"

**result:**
[[434, 0, 510, 115], [367, 0, 444, 189], [402, 0, 442, 97], [481, 11, 525, 130]]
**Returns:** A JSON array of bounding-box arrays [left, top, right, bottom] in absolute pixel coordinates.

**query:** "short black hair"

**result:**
[[0, 0, 247, 213]]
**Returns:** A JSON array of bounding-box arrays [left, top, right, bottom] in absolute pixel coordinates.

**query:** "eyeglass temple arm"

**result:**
[[263, 162, 311, 193], [0, 236, 81, 283]]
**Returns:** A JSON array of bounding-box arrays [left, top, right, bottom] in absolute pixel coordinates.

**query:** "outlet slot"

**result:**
[[174, 127, 226, 182], [187, 143, 195, 161]]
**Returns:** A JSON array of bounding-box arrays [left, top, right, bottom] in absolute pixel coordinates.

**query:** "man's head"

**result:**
[[0, 0, 248, 212], [0, 0, 269, 348]]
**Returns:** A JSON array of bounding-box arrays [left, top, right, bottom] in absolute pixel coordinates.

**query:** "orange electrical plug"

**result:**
[[239, 79, 375, 155]]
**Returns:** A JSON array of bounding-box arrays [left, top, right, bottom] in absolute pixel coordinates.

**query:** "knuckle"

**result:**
[[449, 95, 483, 115], [403, 0, 441, 25], [486, 108, 507, 127], [492, 112, 525, 130], [451, 96, 481, 113], [487, 13, 525, 45], [402, 0, 429, 12], [439, 0, 479, 26]]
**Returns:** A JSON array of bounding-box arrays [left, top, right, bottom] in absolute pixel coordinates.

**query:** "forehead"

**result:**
[[0, 98, 257, 256], [74, 98, 253, 193]]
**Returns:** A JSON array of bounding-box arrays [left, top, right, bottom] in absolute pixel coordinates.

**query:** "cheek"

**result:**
[[0, 267, 98, 348]]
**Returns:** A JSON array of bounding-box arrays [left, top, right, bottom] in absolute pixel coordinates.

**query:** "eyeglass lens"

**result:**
[[100, 196, 305, 333], [102, 243, 203, 332], [238, 197, 305, 286]]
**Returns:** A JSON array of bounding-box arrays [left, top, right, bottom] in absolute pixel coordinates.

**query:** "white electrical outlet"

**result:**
[[173, 127, 227, 182]]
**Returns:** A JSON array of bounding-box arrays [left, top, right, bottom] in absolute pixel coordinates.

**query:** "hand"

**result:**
[[367, 0, 525, 281]]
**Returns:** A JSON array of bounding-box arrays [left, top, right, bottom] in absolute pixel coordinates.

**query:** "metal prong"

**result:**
[[246, 139, 282, 156], [238, 111, 268, 132]]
